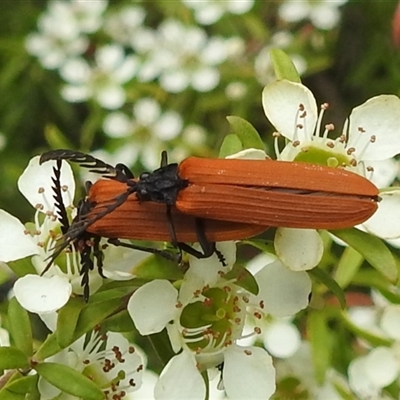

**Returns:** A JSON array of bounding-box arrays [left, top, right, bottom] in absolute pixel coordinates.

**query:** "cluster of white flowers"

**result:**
[[2, 77, 400, 398], [0, 147, 312, 399], [347, 291, 400, 398], [278, 0, 348, 30], [262, 79, 400, 260]]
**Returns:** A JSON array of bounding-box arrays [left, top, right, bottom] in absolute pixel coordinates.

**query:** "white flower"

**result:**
[[278, 0, 347, 30], [25, 0, 107, 69], [102, 98, 185, 170], [1, 155, 148, 310], [128, 241, 311, 399], [346, 293, 400, 398], [183, 0, 254, 25], [0, 156, 76, 312], [137, 19, 236, 92], [263, 79, 400, 240], [349, 347, 400, 399], [60, 44, 139, 109], [104, 5, 146, 45], [38, 331, 144, 399]]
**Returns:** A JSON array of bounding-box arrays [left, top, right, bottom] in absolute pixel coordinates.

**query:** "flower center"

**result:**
[[179, 286, 246, 353], [278, 103, 375, 174]]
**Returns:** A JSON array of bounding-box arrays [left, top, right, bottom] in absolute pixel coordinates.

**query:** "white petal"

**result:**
[[0, 210, 38, 262], [134, 98, 161, 125], [39, 311, 58, 332], [106, 332, 144, 390], [363, 190, 400, 239], [255, 260, 311, 317], [154, 352, 206, 400], [103, 112, 132, 138], [188, 241, 236, 287], [347, 95, 400, 161], [0, 327, 10, 347], [96, 84, 126, 110], [191, 67, 220, 92], [61, 84, 91, 103], [18, 156, 75, 212], [278, 2, 310, 23], [160, 70, 189, 93], [364, 347, 400, 388], [223, 345, 276, 400], [225, 148, 268, 160], [13, 275, 71, 313], [228, 0, 254, 14], [275, 228, 323, 271], [263, 320, 301, 358], [194, 5, 223, 25], [262, 80, 318, 142], [347, 306, 379, 332], [134, 370, 158, 400], [348, 356, 382, 398], [153, 111, 183, 140], [127, 280, 178, 335], [59, 58, 91, 84], [367, 158, 399, 188], [380, 305, 400, 340], [310, 5, 340, 30]]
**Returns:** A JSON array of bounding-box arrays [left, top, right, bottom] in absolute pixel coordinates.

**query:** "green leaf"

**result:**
[[269, 49, 301, 82], [331, 228, 398, 283], [44, 124, 73, 150], [34, 333, 62, 361], [89, 286, 136, 303], [56, 297, 84, 348], [102, 310, 135, 332], [0, 389, 25, 400], [74, 298, 122, 339], [8, 297, 32, 356], [0, 347, 29, 369], [2, 375, 37, 395], [334, 246, 364, 288], [147, 330, 175, 367], [226, 116, 265, 151], [224, 265, 259, 295], [219, 134, 243, 158], [242, 238, 275, 255], [340, 311, 392, 348], [309, 267, 346, 309], [308, 311, 333, 383], [34, 363, 104, 400], [7, 257, 36, 277], [132, 255, 184, 280]]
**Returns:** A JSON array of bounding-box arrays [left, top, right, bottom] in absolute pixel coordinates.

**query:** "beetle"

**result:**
[[41, 149, 379, 230], [46, 162, 268, 301]]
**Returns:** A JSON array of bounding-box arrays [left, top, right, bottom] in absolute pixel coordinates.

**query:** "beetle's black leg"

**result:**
[[107, 238, 179, 262]]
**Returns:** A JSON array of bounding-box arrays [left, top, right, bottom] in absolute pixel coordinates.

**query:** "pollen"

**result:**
[[38, 187, 45, 194], [254, 311, 262, 319]]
